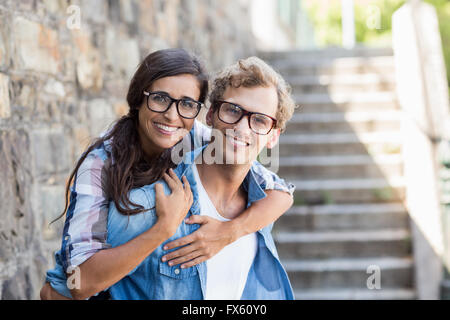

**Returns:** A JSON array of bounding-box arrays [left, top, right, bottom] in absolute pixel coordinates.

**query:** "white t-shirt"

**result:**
[[192, 163, 258, 300]]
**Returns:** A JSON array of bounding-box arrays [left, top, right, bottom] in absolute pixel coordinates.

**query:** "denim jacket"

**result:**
[[45, 145, 294, 299], [106, 146, 294, 300]]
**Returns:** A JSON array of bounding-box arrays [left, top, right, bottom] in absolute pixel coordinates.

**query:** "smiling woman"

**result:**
[[138, 74, 202, 157], [42, 48, 209, 299], [71, 49, 208, 217]]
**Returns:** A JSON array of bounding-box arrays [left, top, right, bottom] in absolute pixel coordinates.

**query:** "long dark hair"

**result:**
[[53, 48, 208, 222]]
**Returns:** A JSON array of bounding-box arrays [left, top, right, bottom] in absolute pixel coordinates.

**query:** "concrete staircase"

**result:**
[[262, 48, 416, 299]]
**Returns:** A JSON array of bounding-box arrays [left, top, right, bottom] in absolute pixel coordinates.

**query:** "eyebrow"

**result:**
[[221, 100, 276, 119], [150, 90, 197, 101]]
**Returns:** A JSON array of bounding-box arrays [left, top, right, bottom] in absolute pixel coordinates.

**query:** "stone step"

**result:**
[[285, 111, 401, 134], [272, 56, 395, 77], [294, 91, 398, 113], [280, 131, 402, 144], [297, 101, 399, 113], [283, 257, 414, 290], [279, 132, 402, 157], [288, 73, 396, 94], [259, 47, 394, 61], [295, 91, 397, 104], [294, 288, 416, 300], [273, 203, 409, 231], [290, 177, 406, 204], [278, 154, 403, 179], [274, 229, 412, 259]]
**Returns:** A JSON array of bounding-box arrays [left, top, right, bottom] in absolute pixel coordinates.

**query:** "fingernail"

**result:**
[[168, 262, 173, 266], [180, 265, 185, 269], [163, 246, 168, 250], [162, 257, 166, 262]]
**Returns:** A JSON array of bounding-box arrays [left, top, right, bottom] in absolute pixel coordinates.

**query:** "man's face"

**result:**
[[206, 85, 280, 165]]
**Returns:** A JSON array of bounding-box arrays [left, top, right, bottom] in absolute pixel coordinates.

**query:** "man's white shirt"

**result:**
[[192, 163, 258, 300]]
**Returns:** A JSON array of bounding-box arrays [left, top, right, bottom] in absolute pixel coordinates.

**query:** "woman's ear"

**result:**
[[266, 128, 281, 149]]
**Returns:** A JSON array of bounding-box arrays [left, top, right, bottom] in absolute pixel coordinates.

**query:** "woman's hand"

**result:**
[[155, 168, 193, 238], [160, 215, 236, 269], [40, 282, 71, 300]]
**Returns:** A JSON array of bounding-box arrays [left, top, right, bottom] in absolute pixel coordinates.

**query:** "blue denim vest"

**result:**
[[106, 146, 294, 300]]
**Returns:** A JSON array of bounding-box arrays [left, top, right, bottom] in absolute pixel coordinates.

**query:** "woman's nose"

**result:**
[[163, 102, 179, 121]]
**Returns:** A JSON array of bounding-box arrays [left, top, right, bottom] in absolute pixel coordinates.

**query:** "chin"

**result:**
[[223, 150, 252, 165], [156, 138, 182, 151]]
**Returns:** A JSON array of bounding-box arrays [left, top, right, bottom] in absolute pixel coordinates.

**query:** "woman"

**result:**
[[41, 48, 294, 300]]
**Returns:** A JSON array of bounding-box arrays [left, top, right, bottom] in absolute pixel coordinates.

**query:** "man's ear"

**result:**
[[206, 107, 214, 127], [266, 128, 281, 149]]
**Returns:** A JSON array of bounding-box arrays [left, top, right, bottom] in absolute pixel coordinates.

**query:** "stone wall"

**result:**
[[0, 0, 255, 299]]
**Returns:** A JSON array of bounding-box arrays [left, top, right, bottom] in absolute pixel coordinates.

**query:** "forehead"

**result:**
[[150, 74, 201, 99], [222, 85, 278, 117]]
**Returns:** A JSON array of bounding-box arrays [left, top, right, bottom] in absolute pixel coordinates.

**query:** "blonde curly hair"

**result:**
[[209, 56, 296, 132]]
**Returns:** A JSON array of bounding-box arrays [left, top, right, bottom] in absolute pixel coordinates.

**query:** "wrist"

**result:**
[[226, 219, 244, 244], [154, 219, 176, 239]]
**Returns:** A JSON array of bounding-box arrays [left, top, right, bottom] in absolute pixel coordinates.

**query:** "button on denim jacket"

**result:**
[[46, 146, 294, 300]]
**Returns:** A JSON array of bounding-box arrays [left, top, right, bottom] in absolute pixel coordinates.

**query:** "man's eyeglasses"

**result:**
[[214, 100, 277, 135], [143, 91, 204, 119]]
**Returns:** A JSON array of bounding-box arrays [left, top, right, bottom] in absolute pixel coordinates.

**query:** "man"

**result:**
[[105, 56, 296, 299]]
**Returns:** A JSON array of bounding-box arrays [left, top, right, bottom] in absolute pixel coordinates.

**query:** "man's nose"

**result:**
[[234, 115, 251, 131]]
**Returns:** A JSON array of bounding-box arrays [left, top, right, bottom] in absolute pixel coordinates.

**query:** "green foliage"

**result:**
[[304, 0, 343, 47], [304, 0, 405, 47], [424, 0, 450, 93], [304, 0, 450, 90], [353, 0, 405, 46], [373, 187, 394, 201]]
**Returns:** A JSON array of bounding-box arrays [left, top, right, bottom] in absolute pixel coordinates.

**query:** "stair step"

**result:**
[[289, 74, 396, 94], [294, 91, 397, 104], [279, 132, 402, 157], [291, 111, 402, 122], [259, 47, 394, 61], [293, 288, 416, 300], [287, 73, 396, 86], [290, 177, 405, 204], [277, 154, 403, 179], [275, 229, 410, 243], [286, 111, 401, 133], [274, 203, 409, 231], [280, 131, 402, 145], [273, 56, 395, 77], [280, 154, 402, 166], [279, 142, 402, 157], [294, 92, 398, 113], [292, 176, 405, 190], [284, 257, 414, 290], [274, 229, 412, 259], [284, 256, 413, 271]]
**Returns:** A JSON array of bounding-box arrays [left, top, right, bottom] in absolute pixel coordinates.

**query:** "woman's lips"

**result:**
[[152, 121, 180, 136]]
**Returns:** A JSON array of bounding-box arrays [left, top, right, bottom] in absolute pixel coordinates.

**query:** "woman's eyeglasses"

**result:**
[[214, 100, 277, 135], [143, 91, 204, 119]]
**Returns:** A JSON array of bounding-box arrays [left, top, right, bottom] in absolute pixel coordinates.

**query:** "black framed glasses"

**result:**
[[214, 100, 277, 135], [143, 91, 204, 119]]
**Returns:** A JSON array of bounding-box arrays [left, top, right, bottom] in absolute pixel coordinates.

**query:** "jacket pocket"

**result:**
[[158, 259, 197, 280]]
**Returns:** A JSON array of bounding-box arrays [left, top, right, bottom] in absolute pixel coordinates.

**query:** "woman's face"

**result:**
[[138, 74, 201, 158]]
